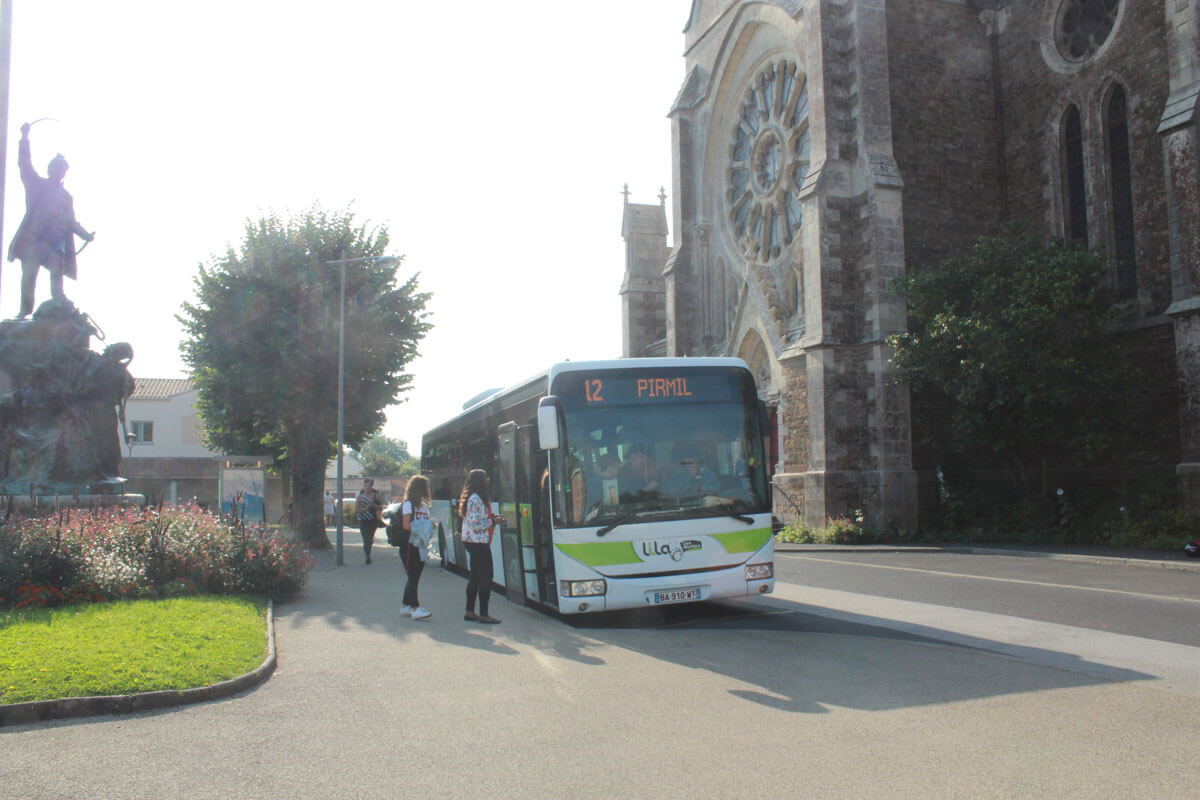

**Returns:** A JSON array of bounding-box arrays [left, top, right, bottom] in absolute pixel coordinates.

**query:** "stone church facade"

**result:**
[[621, 0, 1200, 529]]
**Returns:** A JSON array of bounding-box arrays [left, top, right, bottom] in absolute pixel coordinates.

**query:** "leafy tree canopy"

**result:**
[[178, 206, 431, 545], [351, 435, 420, 479], [888, 225, 1147, 502]]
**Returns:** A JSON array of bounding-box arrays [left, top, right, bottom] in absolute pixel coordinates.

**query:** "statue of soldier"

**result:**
[[7, 121, 95, 319]]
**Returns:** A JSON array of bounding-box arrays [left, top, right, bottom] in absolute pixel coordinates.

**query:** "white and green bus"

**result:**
[[421, 358, 774, 614]]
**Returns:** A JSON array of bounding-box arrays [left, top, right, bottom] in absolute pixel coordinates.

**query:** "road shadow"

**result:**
[[284, 532, 598, 664], [562, 595, 1158, 712], [279, 529, 1156, 716]]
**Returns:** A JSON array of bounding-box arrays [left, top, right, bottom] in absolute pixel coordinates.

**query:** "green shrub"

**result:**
[[774, 523, 815, 544], [1086, 503, 1197, 550], [890, 226, 1159, 519], [771, 496, 1198, 550], [775, 514, 886, 545], [822, 516, 867, 544]]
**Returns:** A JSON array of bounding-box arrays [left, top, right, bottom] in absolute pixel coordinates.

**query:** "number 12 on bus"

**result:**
[[420, 358, 775, 615], [584, 375, 696, 403]]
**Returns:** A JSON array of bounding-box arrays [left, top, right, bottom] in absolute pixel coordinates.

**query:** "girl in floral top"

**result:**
[[459, 469, 501, 623]]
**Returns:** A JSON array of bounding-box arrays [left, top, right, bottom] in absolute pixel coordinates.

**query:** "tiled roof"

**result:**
[[131, 378, 194, 399]]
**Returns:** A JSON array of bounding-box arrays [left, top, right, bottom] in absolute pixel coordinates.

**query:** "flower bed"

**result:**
[[0, 504, 313, 608]]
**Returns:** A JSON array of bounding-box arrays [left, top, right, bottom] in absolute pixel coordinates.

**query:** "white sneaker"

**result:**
[[400, 605, 414, 617], [411, 607, 431, 620]]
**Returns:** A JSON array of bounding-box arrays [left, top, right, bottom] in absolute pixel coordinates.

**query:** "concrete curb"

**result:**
[[957, 546, 1200, 572], [774, 543, 1200, 572], [0, 599, 276, 727]]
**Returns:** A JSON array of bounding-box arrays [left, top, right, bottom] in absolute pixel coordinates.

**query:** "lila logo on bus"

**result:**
[[642, 539, 702, 561]]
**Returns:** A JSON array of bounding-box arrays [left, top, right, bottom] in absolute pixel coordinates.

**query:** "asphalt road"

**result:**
[[772, 546, 1200, 647], [2, 540, 1197, 799]]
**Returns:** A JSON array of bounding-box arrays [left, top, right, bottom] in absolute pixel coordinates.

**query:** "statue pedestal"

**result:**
[[0, 299, 135, 492]]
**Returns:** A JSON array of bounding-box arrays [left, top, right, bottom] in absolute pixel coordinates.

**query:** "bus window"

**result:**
[[550, 408, 768, 526]]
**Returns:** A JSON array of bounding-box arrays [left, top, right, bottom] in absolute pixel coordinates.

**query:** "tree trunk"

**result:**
[[289, 432, 332, 549]]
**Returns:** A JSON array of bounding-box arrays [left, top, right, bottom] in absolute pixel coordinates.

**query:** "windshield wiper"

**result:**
[[714, 502, 755, 525], [596, 513, 639, 537]]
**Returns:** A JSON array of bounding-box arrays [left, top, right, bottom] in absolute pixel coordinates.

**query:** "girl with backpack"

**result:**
[[400, 475, 434, 620]]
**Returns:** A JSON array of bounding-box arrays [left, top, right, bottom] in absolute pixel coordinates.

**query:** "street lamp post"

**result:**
[[331, 252, 399, 567]]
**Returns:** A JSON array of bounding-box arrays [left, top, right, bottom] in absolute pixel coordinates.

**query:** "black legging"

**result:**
[[403, 545, 425, 607], [360, 521, 378, 560], [465, 541, 493, 616]]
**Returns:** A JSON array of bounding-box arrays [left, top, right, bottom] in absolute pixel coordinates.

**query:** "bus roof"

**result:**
[[545, 357, 751, 384]]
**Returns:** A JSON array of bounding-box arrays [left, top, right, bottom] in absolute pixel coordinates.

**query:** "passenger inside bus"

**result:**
[[586, 452, 621, 507], [618, 443, 659, 501], [567, 452, 586, 521]]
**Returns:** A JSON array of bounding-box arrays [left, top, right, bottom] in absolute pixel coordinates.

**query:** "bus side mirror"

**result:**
[[758, 399, 770, 431], [537, 396, 560, 450]]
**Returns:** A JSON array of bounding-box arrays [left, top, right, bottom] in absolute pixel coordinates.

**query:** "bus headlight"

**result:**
[[745, 563, 773, 580], [561, 579, 607, 597]]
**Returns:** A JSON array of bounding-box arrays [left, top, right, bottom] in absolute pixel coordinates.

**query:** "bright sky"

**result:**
[[3, 0, 690, 453]]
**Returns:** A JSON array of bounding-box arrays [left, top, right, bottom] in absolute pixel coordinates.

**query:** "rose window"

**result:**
[[727, 60, 809, 265], [1055, 0, 1119, 61]]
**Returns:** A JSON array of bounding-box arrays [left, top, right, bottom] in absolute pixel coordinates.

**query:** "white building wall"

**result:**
[[125, 389, 219, 459]]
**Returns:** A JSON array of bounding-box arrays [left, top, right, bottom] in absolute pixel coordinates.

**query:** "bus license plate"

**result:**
[[649, 588, 700, 605]]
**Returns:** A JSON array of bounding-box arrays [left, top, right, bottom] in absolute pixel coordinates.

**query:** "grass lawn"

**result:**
[[0, 596, 268, 705]]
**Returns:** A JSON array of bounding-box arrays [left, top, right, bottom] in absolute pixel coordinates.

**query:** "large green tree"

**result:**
[[352, 434, 420, 478], [888, 226, 1149, 511], [178, 207, 431, 546]]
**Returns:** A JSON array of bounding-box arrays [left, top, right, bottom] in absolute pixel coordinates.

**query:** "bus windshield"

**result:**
[[548, 366, 770, 528]]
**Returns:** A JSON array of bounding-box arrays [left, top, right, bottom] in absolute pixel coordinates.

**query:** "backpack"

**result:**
[[382, 503, 408, 548]]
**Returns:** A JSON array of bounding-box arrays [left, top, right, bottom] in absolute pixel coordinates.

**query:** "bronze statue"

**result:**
[[7, 121, 94, 320]]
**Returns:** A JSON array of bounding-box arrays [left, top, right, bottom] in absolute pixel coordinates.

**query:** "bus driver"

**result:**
[[663, 445, 721, 499]]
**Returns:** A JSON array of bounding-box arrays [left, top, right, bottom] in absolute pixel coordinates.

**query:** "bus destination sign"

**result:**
[[584, 376, 693, 403], [558, 370, 742, 407]]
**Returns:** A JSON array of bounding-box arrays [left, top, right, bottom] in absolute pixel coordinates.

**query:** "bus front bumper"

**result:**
[[557, 566, 774, 614]]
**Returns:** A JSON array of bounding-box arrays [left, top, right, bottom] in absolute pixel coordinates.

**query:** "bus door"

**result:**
[[518, 425, 552, 606], [496, 422, 527, 606]]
